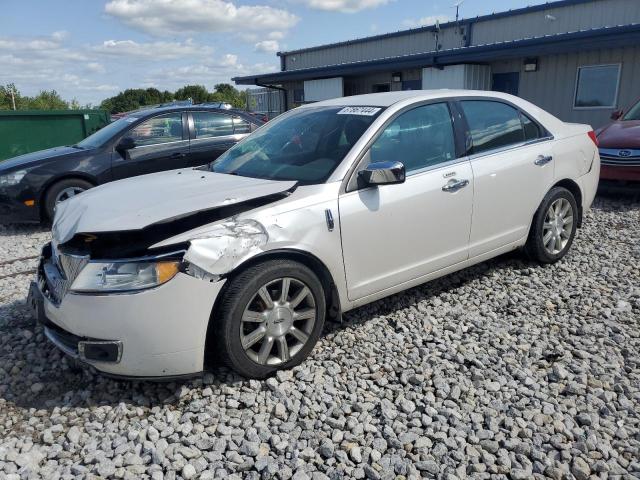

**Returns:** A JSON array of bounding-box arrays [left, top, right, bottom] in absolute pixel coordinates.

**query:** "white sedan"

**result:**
[[30, 90, 600, 379]]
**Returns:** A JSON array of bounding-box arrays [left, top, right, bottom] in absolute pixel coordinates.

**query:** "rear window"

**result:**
[[461, 101, 525, 154]]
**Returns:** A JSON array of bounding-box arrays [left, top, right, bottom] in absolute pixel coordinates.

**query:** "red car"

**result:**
[[596, 99, 640, 182]]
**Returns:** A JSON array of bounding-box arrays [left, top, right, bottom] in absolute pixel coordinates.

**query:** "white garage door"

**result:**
[[304, 78, 344, 102]]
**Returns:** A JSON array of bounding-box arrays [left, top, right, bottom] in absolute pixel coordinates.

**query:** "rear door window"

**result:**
[[460, 100, 525, 154], [192, 112, 234, 139], [520, 112, 542, 141]]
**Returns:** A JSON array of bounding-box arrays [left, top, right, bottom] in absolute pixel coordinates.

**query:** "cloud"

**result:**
[[91, 38, 214, 60], [86, 62, 106, 73], [51, 30, 69, 41], [255, 40, 279, 53], [402, 14, 450, 29], [300, 0, 389, 13], [143, 55, 279, 90], [104, 0, 298, 36]]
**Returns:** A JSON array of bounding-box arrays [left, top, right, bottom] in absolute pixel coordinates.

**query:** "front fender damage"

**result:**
[[183, 219, 268, 278]]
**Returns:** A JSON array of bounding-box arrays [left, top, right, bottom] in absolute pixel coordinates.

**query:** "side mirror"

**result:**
[[116, 137, 136, 152], [611, 109, 623, 120], [358, 161, 406, 186]]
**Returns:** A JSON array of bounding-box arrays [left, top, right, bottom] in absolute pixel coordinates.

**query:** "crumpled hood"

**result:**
[[0, 145, 85, 171], [596, 120, 640, 149], [52, 168, 296, 244]]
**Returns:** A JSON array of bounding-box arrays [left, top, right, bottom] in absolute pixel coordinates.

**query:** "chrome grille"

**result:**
[[45, 243, 89, 303], [599, 148, 640, 167]]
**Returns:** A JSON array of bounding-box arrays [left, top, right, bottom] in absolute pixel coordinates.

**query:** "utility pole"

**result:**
[[9, 86, 16, 110]]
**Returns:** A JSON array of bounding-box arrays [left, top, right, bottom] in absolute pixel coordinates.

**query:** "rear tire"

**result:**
[[525, 186, 578, 264], [43, 178, 93, 222], [213, 259, 326, 379]]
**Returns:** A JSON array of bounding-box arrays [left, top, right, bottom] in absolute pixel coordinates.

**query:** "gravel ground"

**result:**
[[0, 193, 638, 480]]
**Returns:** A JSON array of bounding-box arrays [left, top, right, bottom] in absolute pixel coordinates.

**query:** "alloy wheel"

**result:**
[[55, 186, 86, 204], [542, 197, 573, 255], [240, 277, 317, 365]]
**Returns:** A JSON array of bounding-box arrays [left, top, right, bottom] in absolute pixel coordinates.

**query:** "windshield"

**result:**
[[623, 100, 640, 121], [76, 116, 139, 149], [210, 106, 383, 183]]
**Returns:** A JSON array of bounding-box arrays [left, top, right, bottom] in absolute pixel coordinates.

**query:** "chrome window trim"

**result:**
[[467, 135, 555, 162], [189, 133, 242, 143], [131, 138, 189, 149], [404, 157, 470, 178], [573, 63, 622, 110]]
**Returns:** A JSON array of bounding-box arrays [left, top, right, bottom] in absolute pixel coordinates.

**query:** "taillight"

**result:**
[[587, 130, 599, 147]]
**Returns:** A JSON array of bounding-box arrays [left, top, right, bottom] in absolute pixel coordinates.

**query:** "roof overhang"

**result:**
[[233, 24, 640, 86]]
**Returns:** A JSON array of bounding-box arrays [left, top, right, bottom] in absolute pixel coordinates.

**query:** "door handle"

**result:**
[[170, 152, 187, 159], [442, 178, 469, 193], [534, 154, 553, 166]]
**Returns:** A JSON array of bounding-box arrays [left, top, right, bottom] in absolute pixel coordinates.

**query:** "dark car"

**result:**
[[0, 106, 263, 223], [596, 98, 640, 183]]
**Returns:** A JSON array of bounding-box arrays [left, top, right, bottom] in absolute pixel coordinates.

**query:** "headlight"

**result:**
[[70, 260, 180, 293], [0, 170, 27, 187]]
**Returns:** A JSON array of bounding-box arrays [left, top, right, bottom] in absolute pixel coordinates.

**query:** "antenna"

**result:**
[[452, 0, 465, 22]]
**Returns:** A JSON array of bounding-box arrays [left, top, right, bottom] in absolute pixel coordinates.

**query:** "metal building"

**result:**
[[234, 0, 640, 128]]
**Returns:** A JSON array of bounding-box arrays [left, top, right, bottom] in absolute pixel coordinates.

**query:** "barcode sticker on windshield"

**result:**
[[337, 106, 381, 116]]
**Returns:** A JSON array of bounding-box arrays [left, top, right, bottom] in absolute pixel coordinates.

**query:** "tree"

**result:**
[[174, 85, 209, 104], [0, 83, 23, 110], [208, 83, 247, 108], [25, 90, 69, 110]]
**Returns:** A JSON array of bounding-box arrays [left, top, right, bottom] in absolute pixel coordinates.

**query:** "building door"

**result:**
[[372, 83, 390, 93], [492, 72, 520, 96]]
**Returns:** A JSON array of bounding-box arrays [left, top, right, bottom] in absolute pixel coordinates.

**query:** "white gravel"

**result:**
[[0, 193, 639, 480]]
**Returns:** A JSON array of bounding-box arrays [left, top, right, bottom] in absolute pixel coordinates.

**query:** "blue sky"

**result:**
[[1, 0, 545, 105]]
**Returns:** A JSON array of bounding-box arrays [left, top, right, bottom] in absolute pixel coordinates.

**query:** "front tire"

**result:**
[[525, 186, 578, 263], [43, 178, 93, 222], [213, 260, 326, 378]]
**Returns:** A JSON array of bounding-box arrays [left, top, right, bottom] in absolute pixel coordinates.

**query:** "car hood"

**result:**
[[0, 145, 87, 171], [596, 120, 640, 149], [53, 169, 297, 245]]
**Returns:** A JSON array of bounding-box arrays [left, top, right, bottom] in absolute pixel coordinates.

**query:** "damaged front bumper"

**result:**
[[30, 243, 226, 378]]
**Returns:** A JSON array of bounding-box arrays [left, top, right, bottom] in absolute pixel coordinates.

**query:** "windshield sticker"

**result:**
[[337, 106, 381, 116]]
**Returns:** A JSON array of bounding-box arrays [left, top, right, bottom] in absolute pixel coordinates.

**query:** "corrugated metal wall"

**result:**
[[283, 26, 466, 71], [490, 45, 640, 128], [281, 0, 640, 72], [472, 0, 640, 45]]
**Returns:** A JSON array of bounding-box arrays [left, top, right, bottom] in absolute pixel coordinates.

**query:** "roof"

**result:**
[[233, 23, 640, 86], [276, 0, 595, 57], [299, 89, 494, 107]]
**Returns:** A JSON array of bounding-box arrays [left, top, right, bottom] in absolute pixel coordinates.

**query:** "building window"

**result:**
[[293, 89, 304, 103], [574, 64, 621, 109]]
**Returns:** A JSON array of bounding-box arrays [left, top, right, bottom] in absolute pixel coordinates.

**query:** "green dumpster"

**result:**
[[0, 110, 111, 161]]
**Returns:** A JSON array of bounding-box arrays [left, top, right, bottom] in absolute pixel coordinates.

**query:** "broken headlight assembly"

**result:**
[[70, 259, 181, 293]]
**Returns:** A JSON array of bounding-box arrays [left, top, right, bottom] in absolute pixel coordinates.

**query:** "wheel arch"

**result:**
[[39, 173, 98, 220], [203, 248, 342, 369], [552, 178, 583, 227]]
